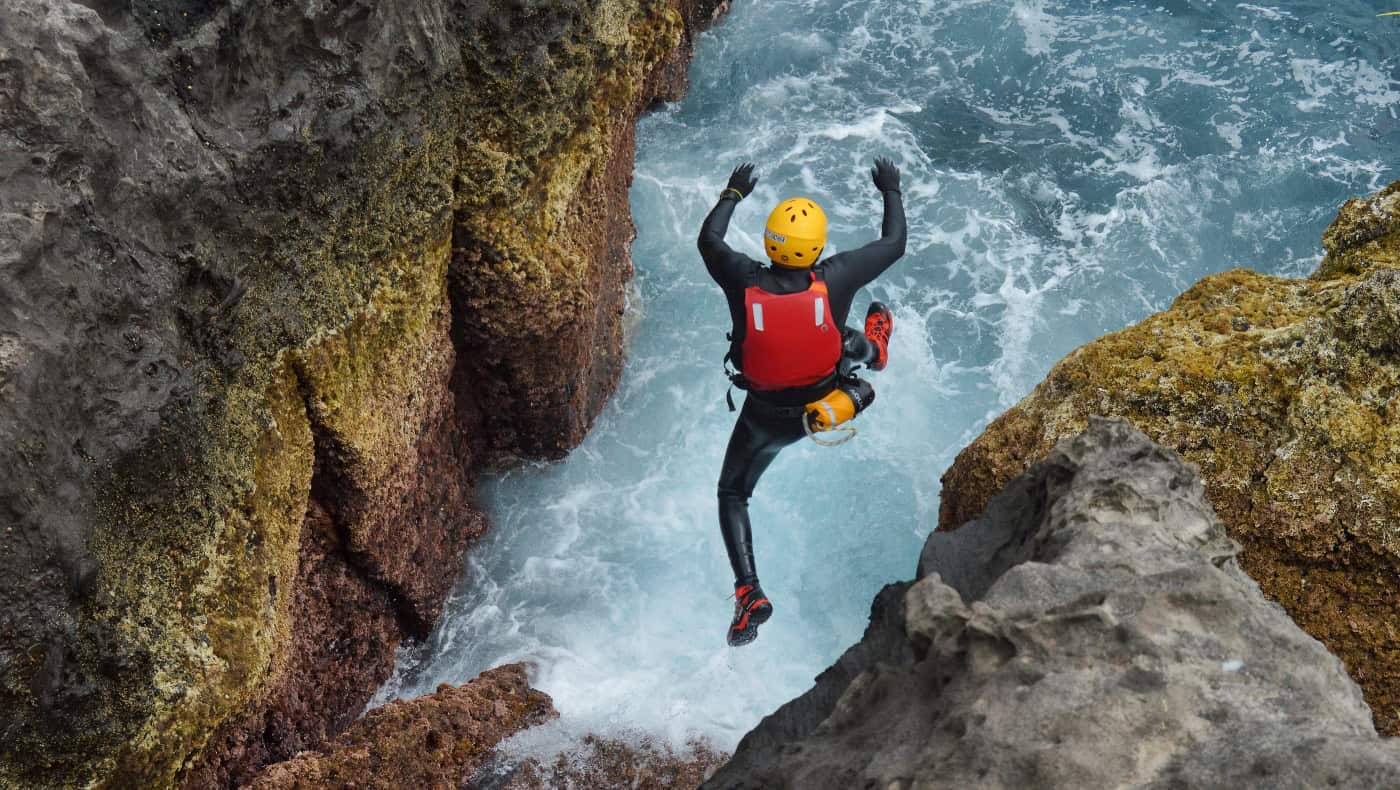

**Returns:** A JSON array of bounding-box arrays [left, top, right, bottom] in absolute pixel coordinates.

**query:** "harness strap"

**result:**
[[722, 343, 746, 412]]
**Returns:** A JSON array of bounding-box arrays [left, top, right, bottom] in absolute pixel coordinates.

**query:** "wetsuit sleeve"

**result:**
[[825, 189, 907, 293], [698, 195, 753, 290]]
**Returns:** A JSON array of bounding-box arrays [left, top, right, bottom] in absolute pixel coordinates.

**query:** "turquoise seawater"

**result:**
[[379, 0, 1399, 757]]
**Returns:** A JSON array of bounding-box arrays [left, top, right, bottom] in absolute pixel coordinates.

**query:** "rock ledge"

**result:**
[[706, 418, 1400, 790]]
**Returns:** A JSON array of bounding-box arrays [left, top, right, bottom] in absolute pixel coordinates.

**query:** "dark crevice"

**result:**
[[289, 362, 431, 639], [443, 226, 493, 467]]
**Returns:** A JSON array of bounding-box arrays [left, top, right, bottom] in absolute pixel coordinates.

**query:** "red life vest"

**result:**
[[740, 271, 841, 390]]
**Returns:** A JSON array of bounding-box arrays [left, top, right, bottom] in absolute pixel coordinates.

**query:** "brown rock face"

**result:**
[[939, 179, 1400, 734], [246, 663, 556, 790], [450, 0, 726, 465], [183, 335, 487, 787], [180, 502, 407, 789], [447, 103, 646, 464]]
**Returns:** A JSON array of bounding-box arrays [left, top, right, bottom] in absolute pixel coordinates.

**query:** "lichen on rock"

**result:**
[[449, 0, 693, 463], [939, 179, 1400, 735]]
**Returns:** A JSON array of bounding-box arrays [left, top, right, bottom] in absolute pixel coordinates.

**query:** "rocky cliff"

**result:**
[[939, 179, 1400, 735], [0, 1, 724, 787], [706, 419, 1400, 789]]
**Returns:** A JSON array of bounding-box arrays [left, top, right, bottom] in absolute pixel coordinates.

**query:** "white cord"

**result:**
[[803, 411, 858, 446]]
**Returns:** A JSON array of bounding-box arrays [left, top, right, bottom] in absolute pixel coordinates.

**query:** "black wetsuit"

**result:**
[[698, 189, 907, 586]]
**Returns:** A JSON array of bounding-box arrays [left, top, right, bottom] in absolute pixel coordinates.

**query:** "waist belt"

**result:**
[[741, 394, 809, 420], [728, 373, 843, 419]]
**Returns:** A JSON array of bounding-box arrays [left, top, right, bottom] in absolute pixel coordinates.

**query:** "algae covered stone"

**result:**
[[940, 179, 1400, 734]]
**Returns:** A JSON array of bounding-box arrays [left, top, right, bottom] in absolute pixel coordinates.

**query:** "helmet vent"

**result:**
[[795, 252, 804, 258], [801, 209, 807, 216]]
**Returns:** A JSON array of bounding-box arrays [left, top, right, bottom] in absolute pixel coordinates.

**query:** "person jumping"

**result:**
[[697, 157, 907, 646]]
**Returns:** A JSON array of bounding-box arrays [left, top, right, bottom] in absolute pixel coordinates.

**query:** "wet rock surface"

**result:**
[[246, 663, 555, 789], [940, 179, 1400, 734], [706, 418, 1400, 789], [0, 0, 723, 786], [473, 734, 728, 790]]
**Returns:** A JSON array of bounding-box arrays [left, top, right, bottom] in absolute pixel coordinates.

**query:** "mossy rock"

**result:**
[[940, 179, 1400, 735]]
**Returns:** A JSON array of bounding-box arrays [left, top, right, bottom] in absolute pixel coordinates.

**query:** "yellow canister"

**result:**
[[804, 377, 876, 433], [805, 388, 858, 431]]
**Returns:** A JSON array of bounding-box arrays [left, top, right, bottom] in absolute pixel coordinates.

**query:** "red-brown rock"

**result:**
[[247, 664, 556, 790]]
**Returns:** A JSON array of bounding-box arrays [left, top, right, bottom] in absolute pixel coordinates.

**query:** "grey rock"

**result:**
[[706, 417, 1400, 789]]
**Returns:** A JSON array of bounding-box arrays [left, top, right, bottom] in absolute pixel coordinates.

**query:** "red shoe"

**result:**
[[727, 582, 773, 647], [864, 302, 893, 371]]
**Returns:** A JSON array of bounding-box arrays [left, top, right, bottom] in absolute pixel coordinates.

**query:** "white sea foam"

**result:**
[[378, 0, 1399, 764], [1013, 0, 1060, 58], [1237, 4, 1290, 22]]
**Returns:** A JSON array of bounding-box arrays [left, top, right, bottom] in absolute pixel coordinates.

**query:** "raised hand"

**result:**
[[871, 156, 901, 193], [725, 162, 759, 199]]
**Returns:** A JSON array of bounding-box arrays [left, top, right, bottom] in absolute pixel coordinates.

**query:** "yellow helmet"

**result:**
[[764, 198, 827, 267]]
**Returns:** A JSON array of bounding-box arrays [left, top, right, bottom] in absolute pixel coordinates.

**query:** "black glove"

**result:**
[[724, 163, 758, 200], [871, 156, 901, 193]]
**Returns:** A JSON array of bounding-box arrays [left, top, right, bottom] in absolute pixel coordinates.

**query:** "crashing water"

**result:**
[[377, 0, 1398, 758]]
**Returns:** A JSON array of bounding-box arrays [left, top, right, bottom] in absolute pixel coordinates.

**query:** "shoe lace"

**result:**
[[730, 584, 756, 606]]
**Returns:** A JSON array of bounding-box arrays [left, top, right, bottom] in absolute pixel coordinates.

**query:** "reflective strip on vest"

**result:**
[[814, 297, 824, 326], [753, 303, 765, 332]]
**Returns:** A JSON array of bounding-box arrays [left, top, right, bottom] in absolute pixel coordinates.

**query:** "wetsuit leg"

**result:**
[[717, 400, 805, 586]]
